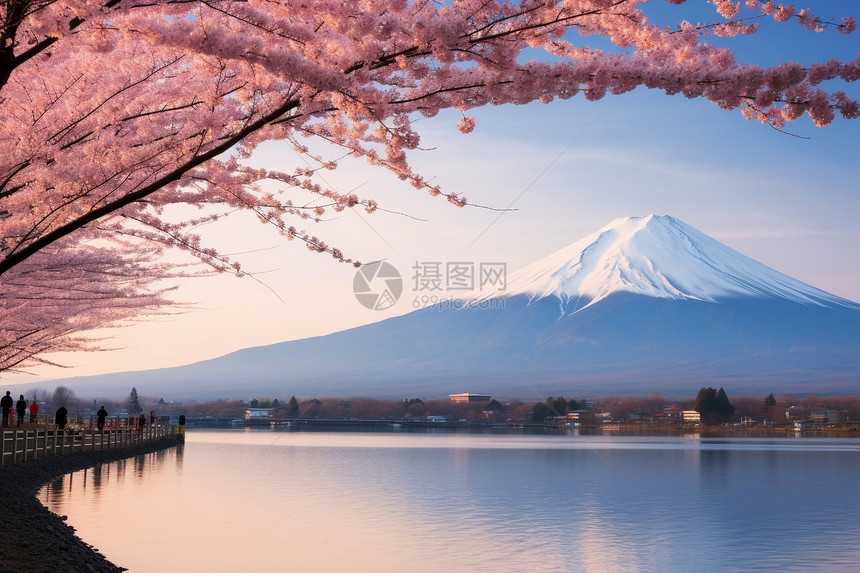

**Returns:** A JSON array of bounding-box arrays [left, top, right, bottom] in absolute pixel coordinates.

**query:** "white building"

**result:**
[[682, 410, 701, 423], [245, 408, 274, 420]]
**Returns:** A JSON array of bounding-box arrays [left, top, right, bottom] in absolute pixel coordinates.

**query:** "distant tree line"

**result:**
[[10, 385, 860, 426], [694, 387, 735, 425], [530, 396, 586, 422]]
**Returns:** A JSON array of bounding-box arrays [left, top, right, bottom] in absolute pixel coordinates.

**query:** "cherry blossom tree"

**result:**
[[0, 0, 857, 370], [0, 239, 178, 372]]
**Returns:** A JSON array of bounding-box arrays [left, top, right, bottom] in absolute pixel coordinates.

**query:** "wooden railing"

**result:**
[[0, 425, 181, 466]]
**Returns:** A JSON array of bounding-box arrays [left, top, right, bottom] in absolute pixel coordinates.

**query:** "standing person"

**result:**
[[15, 395, 26, 427], [96, 405, 108, 431], [1, 391, 12, 427], [29, 401, 38, 424], [55, 406, 68, 431], [150, 410, 155, 427], [138, 413, 146, 428]]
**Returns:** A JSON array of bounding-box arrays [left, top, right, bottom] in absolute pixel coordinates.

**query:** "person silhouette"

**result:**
[[96, 405, 108, 431], [1, 391, 12, 427], [55, 406, 68, 430], [15, 395, 26, 427]]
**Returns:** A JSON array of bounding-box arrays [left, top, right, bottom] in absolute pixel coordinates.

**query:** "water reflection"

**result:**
[[42, 446, 184, 515], [38, 432, 860, 573]]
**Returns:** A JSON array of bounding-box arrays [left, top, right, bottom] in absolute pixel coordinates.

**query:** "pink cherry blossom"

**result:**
[[457, 116, 476, 134]]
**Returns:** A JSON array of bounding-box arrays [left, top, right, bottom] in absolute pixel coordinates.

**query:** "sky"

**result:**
[[3, 2, 859, 388]]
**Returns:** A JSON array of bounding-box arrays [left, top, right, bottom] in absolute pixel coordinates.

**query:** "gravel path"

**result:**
[[0, 437, 182, 573]]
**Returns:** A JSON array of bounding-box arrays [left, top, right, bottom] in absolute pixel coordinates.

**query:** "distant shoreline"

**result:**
[[591, 424, 860, 438], [217, 416, 860, 438]]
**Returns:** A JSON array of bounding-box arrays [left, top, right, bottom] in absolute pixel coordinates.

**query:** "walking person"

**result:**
[[96, 405, 108, 431], [29, 401, 38, 424], [55, 406, 68, 431], [15, 395, 26, 427], [1, 391, 12, 427]]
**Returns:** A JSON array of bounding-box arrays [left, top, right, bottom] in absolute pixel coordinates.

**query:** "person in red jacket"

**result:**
[[29, 401, 38, 424]]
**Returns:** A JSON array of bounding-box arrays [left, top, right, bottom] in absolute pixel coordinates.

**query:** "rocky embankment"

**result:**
[[0, 437, 182, 573]]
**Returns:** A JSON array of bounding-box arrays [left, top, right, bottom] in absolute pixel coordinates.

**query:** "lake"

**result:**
[[38, 430, 860, 572]]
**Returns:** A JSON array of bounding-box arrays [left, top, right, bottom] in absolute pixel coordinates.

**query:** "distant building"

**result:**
[[810, 410, 841, 423], [682, 410, 701, 423], [245, 408, 274, 420], [663, 406, 681, 420], [785, 406, 804, 421], [449, 393, 492, 403]]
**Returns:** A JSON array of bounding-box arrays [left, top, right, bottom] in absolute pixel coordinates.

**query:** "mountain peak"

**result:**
[[475, 214, 856, 313]]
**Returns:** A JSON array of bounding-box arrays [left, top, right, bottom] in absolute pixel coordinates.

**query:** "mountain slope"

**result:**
[[32, 215, 860, 399]]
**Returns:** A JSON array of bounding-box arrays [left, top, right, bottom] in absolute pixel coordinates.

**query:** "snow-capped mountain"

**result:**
[[31, 215, 860, 399], [471, 214, 857, 311]]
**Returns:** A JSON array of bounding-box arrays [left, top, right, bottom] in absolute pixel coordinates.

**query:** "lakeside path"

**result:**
[[0, 436, 182, 573]]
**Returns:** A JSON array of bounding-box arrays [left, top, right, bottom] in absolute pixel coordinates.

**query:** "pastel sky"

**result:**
[[4, 2, 859, 387]]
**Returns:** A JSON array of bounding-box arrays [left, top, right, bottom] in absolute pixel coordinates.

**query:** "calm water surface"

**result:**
[[38, 430, 860, 572]]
